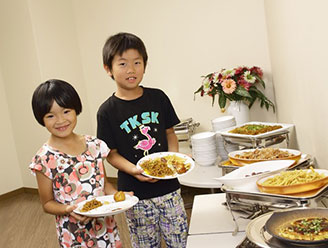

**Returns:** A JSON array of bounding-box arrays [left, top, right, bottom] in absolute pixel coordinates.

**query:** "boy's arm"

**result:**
[[166, 127, 179, 152], [107, 149, 157, 182]]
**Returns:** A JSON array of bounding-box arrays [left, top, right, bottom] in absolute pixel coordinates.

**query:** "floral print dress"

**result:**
[[29, 135, 122, 248]]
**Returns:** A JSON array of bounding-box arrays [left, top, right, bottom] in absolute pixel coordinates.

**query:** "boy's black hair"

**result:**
[[102, 32, 148, 77], [32, 79, 82, 126]]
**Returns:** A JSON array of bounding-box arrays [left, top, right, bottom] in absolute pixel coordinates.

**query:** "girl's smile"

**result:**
[[43, 101, 77, 139]]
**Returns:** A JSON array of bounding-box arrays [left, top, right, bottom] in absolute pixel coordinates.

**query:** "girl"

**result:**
[[30, 79, 122, 248]]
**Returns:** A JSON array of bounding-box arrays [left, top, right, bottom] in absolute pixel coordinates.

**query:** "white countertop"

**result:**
[[187, 232, 245, 248], [187, 193, 250, 248], [188, 193, 249, 235]]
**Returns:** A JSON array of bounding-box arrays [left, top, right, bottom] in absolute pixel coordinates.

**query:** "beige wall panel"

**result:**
[[0, 0, 43, 189], [264, 0, 328, 168], [0, 70, 23, 194]]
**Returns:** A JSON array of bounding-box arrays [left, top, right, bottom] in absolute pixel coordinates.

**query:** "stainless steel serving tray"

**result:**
[[222, 183, 328, 202]]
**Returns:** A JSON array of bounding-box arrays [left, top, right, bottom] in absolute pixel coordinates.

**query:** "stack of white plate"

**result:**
[[211, 115, 236, 132], [215, 132, 239, 161], [191, 132, 218, 166], [211, 116, 238, 161]]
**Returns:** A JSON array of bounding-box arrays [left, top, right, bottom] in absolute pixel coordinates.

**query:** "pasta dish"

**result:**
[[279, 217, 328, 241], [229, 124, 282, 135], [80, 199, 103, 212], [139, 154, 191, 177], [261, 167, 325, 186], [234, 148, 294, 160]]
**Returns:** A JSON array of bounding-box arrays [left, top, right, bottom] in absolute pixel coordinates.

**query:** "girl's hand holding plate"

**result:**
[[65, 204, 92, 224]]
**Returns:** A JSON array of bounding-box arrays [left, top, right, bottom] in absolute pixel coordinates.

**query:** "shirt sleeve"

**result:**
[[29, 147, 53, 180], [160, 90, 180, 129], [97, 106, 117, 150], [98, 138, 110, 159]]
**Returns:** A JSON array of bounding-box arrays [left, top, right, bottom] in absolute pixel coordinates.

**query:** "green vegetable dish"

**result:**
[[229, 124, 282, 135]]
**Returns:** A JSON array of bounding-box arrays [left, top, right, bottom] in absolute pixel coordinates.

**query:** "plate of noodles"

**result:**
[[228, 148, 302, 166], [256, 168, 328, 195], [214, 160, 294, 190], [73, 193, 139, 217], [136, 152, 195, 179]]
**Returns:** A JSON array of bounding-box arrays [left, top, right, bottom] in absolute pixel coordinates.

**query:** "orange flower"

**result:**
[[221, 79, 237, 94]]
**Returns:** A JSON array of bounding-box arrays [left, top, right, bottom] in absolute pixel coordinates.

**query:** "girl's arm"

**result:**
[[107, 149, 157, 182], [166, 127, 179, 152], [35, 171, 91, 223]]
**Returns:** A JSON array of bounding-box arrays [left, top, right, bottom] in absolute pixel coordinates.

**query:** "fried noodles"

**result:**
[[80, 199, 103, 212], [139, 155, 191, 177]]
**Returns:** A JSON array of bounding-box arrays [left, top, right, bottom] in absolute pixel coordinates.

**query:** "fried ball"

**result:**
[[114, 191, 125, 202]]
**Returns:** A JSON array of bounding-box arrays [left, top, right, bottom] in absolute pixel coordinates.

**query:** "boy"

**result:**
[[97, 32, 188, 248]]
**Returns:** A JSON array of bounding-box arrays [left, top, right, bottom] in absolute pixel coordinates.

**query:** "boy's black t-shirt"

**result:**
[[97, 87, 181, 200]]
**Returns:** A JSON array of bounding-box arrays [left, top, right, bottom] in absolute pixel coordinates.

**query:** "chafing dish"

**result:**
[[174, 118, 199, 142]]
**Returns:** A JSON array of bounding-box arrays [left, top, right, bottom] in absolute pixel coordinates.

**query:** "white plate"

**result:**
[[217, 121, 294, 139], [73, 194, 139, 217], [214, 160, 294, 190], [136, 152, 195, 180]]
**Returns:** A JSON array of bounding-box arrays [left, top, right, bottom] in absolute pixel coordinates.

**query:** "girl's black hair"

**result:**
[[32, 79, 82, 126], [102, 32, 148, 75]]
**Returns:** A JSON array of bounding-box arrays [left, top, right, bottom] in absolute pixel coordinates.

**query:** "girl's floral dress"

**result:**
[[29, 135, 122, 248]]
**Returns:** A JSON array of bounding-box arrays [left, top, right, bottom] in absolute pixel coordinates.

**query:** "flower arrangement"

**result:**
[[194, 66, 275, 112]]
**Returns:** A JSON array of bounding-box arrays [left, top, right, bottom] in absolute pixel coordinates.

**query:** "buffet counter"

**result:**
[[187, 192, 328, 248], [187, 193, 248, 248]]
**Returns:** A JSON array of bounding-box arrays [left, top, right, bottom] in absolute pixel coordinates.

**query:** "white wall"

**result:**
[[0, 70, 23, 194], [264, 0, 328, 168], [7, 0, 327, 194], [72, 0, 275, 134], [0, 0, 93, 189], [0, 0, 43, 190]]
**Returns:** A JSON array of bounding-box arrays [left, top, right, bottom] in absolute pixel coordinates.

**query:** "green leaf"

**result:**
[[211, 94, 216, 106], [194, 85, 203, 94], [255, 75, 265, 88], [235, 85, 252, 98], [219, 92, 226, 109], [260, 100, 264, 108]]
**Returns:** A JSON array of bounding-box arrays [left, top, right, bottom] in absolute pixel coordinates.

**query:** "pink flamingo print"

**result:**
[[134, 125, 156, 156]]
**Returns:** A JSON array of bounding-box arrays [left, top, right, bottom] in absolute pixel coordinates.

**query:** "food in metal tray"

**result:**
[[229, 124, 282, 135], [235, 148, 294, 160], [278, 217, 328, 241], [260, 167, 325, 187], [80, 199, 103, 212], [139, 154, 191, 177]]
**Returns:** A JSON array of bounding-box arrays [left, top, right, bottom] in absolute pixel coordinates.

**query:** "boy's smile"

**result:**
[[106, 48, 145, 97]]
